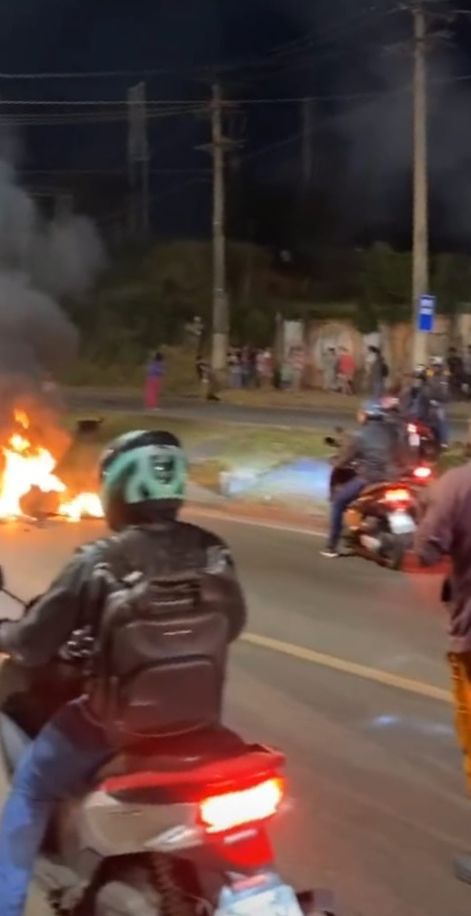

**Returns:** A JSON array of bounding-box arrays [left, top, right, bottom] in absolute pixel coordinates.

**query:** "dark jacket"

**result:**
[[415, 465, 471, 653], [401, 383, 431, 423], [336, 420, 400, 484], [0, 521, 247, 667], [427, 375, 449, 405]]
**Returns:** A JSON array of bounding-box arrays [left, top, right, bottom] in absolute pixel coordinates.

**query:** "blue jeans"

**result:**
[[433, 407, 449, 447], [0, 698, 113, 916], [328, 476, 366, 550]]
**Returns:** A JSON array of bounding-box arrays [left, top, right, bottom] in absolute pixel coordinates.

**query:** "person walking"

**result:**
[[145, 351, 164, 410], [416, 466, 471, 884]]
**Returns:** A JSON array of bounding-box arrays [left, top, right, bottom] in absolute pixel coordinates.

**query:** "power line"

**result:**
[[2, 68, 470, 112], [20, 167, 210, 175], [0, 5, 396, 84]]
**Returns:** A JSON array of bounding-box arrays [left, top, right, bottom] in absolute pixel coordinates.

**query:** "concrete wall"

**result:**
[[283, 309, 471, 387]]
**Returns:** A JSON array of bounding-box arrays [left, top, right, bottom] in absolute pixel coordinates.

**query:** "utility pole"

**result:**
[[411, 2, 429, 367], [301, 98, 313, 187], [127, 82, 150, 239], [211, 83, 229, 377]]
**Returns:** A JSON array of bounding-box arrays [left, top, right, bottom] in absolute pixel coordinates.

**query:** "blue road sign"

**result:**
[[418, 294, 436, 332]]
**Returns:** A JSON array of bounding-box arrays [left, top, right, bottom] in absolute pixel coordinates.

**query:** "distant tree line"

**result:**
[[64, 239, 471, 379]]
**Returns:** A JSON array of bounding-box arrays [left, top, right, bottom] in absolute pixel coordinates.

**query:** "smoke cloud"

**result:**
[[0, 152, 105, 382]]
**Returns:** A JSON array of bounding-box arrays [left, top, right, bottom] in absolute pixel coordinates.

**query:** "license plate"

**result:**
[[409, 433, 420, 448], [389, 511, 416, 535], [217, 883, 303, 916]]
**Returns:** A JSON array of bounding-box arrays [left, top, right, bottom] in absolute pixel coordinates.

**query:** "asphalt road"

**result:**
[[67, 388, 469, 438], [0, 512, 467, 916]]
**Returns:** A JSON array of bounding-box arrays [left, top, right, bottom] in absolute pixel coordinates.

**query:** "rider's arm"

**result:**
[[203, 537, 247, 642], [0, 546, 100, 666], [415, 472, 457, 566]]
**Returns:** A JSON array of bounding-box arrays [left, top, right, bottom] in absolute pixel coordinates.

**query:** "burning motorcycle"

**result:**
[[325, 436, 431, 570], [0, 570, 333, 916]]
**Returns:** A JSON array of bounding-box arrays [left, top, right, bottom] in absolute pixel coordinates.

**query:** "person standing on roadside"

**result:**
[[145, 351, 164, 410], [337, 347, 355, 394], [228, 348, 242, 389], [322, 347, 337, 392], [367, 346, 387, 398], [416, 466, 471, 885]]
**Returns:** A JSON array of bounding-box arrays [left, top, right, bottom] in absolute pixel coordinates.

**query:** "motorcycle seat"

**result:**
[[98, 738, 285, 804]]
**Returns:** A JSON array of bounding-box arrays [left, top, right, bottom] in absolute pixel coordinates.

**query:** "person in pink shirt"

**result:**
[[337, 347, 355, 394]]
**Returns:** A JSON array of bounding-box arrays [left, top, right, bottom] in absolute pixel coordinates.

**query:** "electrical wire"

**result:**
[[0, 4, 400, 83]]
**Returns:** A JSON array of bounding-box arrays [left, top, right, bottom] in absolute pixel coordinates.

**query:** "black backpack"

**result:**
[[86, 567, 229, 743]]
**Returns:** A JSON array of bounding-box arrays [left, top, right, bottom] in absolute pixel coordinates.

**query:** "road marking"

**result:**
[[242, 632, 452, 704], [188, 506, 325, 538]]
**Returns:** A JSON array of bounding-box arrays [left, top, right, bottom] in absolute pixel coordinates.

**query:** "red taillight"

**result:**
[[199, 777, 284, 834], [413, 466, 431, 480], [384, 488, 411, 504]]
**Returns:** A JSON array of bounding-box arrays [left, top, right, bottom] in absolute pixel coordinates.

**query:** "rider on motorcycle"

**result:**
[[321, 402, 402, 558], [401, 362, 448, 449], [0, 429, 247, 916], [400, 365, 430, 424]]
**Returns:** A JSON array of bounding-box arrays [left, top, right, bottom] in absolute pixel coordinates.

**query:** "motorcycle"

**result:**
[[0, 569, 333, 916], [325, 437, 431, 570]]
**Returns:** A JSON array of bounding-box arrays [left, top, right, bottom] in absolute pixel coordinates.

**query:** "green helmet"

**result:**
[[99, 430, 187, 529]]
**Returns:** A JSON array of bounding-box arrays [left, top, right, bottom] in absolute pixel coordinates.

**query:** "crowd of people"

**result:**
[[226, 345, 306, 391], [143, 342, 471, 413]]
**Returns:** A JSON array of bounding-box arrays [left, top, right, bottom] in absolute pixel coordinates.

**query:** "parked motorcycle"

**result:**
[[325, 436, 431, 570], [0, 569, 333, 916]]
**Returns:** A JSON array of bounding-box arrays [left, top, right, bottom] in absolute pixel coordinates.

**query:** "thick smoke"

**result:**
[[263, 0, 471, 245], [0, 154, 105, 382]]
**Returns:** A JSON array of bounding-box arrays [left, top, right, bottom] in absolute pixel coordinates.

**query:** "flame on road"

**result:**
[[58, 492, 104, 523], [0, 409, 104, 522]]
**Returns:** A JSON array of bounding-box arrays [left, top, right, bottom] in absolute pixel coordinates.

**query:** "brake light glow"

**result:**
[[199, 777, 284, 833], [384, 488, 411, 504], [413, 466, 431, 480]]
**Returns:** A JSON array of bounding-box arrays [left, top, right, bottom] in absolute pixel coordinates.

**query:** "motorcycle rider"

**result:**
[[400, 365, 430, 425], [321, 402, 401, 558], [401, 362, 448, 449], [0, 429, 247, 916]]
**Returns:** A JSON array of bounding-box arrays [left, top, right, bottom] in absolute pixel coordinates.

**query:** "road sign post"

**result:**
[[417, 294, 435, 334]]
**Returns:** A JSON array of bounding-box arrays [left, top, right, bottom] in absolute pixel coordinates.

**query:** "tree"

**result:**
[[358, 243, 411, 329]]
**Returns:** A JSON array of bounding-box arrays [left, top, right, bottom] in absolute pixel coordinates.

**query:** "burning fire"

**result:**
[[0, 409, 104, 522]]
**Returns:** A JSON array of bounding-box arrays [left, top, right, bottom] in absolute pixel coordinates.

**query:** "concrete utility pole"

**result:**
[[211, 83, 229, 376], [127, 82, 150, 239], [411, 2, 430, 367], [301, 98, 314, 187]]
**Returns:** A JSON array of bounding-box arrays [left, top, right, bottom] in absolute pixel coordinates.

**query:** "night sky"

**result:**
[[1, 0, 471, 250]]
